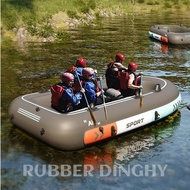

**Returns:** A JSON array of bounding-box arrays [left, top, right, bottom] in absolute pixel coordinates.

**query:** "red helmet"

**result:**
[[115, 54, 125, 62], [76, 58, 87, 67], [61, 72, 74, 85], [82, 67, 94, 79], [128, 62, 138, 72]]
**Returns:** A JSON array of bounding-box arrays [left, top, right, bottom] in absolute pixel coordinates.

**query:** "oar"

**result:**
[[99, 77, 108, 123], [75, 72, 97, 127], [139, 75, 143, 109]]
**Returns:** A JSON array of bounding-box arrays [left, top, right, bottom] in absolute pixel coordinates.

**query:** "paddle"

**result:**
[[99, 77, 108, 123], [75, 72, 97, 127], [139, 75, 143, 109]]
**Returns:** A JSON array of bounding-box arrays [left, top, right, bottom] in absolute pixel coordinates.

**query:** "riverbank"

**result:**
[[1, 0, 190, 45]]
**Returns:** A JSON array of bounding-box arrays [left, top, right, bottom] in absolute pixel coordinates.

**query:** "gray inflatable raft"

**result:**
[[8, 76, 181, 150], [149, 25, 190, 45]]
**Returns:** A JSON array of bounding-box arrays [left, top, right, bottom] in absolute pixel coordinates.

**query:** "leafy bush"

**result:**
[[155, 1, 160, 5], [146, 0, 159, 5], [95, 12, 101, 20], [137, 0, 145, 3], [37, 24, 54, 38], [1, 4, 18, 30], [55, 31, 71, 42], [172, 0, 179, 4], [88, 0, 96, 10], [75, 0, 96, 14], [26, 19, 38, 36], [80, 6, 90, 14], [67, 10, 78, 19], [174, 5, 180, 9], [164, 2, 172, 8], [147, 1, 154, 5], [183, 0, 189, 5]]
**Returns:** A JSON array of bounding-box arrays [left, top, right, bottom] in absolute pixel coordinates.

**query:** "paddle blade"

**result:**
[[88, 105, 97, 126], [104, 103, 108, 122]]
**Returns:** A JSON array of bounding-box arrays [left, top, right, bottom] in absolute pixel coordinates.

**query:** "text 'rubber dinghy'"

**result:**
[[8, 76, 181, 151]]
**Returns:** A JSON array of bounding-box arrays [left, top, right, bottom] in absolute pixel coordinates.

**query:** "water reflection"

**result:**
[[151, 40, 169, 54], [1, 110, 182, 189], [2, 111, 180, 171], [143, 39, 190, 90]]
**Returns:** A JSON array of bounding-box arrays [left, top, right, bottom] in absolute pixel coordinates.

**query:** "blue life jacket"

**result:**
[[73, 67, 83, 79], [51, 83, 82, 112], [82, 80, 98, 103]]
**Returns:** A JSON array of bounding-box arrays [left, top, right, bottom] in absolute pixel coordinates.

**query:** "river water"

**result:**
[[1, 12, 190, 190]]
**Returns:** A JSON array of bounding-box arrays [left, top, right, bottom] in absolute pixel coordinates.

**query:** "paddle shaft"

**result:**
[[75, 72, 97, 126], [99, 78, 108, 122], [139, 75, 143, 108]]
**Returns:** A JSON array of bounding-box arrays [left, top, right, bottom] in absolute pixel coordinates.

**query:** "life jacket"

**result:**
[[82, 78, 101, 92], [118, 71, 137, 90], [51, 84, 65, 107], [66, 66, 83, 92], [81, 78, 101, 105], [73, 79, 82, 92], [118, 71, 129, 90], [51, 84, 71, 112], [66, 66, 83, 78], [107, 61, 115, 69], [106, 61, 118, 78], [106, 61, 120, 89], [66, 66, 75, 73]]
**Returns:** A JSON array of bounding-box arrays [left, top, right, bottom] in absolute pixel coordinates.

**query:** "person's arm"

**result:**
[[136, 72, 144, 77], [64, 89, 82, 105], [114, 62, 128, 70], [128, 74, 143, 89], [84, 83, 98, 102]]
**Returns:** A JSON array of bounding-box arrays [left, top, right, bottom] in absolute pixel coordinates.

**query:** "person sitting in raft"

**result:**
[[66, 57, 97, 91], [81, 67, 112, 108], [80, 67, 103, 108], [66, 57, 87, 79], [118, 62, 143, 97], [51, 72, 85, 112], [105, 53, 128, 90]]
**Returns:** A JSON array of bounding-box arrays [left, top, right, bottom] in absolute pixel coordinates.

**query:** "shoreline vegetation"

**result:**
[[1, 0, 190, 45]]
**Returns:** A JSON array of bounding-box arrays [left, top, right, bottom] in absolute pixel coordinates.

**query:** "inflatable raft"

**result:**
[[8, 76, 181, 151], [149, 25, 190, 44]]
